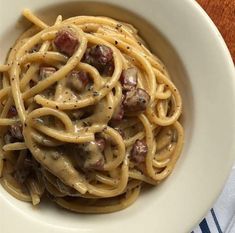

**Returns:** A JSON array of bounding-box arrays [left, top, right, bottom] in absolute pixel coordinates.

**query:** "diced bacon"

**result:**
[[39, 67, 56, 80], [83, 45, 114, 76], [7, 106, 17, 118], [123, 88, 150, 112], [130, 139, 148, 163], [66, 70, 90, 92], [54, 30, 79, 57], [120, 67, 138, 91]]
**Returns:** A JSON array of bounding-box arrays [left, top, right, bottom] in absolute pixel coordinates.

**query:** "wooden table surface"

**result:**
[[197, 0, 235, 63]]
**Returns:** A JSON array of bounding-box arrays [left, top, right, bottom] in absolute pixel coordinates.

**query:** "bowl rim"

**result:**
[[0, 1, 235, 233]]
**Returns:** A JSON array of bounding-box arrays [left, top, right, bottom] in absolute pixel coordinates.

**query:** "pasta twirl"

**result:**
[[0, 9, 184, 213]]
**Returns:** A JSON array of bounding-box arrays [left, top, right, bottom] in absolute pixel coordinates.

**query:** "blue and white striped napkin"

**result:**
[[193, 165, 235, 233]]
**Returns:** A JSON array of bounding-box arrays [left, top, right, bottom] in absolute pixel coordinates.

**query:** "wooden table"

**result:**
[[197, 0, 235, 63]]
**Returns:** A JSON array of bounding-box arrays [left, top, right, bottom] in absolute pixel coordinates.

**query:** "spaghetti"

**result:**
[[0, 9, 184, 213]]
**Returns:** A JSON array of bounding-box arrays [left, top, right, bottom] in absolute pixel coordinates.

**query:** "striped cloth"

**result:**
[[193, 165, 235, 233]]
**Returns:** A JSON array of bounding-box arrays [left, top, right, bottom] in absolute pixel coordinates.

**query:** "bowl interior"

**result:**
[[0, 0, 193, 228]]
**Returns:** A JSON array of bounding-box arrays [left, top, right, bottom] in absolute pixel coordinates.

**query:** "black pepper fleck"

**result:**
[[93, 91, 99, 97], [115, 24, 122, 30]]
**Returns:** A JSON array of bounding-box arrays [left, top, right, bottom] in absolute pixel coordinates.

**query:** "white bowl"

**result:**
[[1, 0, 235, 233]]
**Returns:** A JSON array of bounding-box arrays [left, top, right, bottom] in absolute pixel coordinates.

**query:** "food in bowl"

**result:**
[[0, 9, 184, 213]]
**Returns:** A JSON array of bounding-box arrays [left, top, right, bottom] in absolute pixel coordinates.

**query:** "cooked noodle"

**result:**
[[0, 9, 184, 213]]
